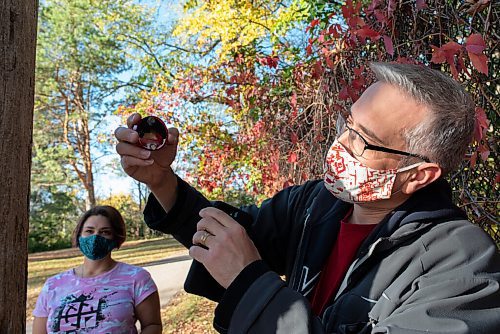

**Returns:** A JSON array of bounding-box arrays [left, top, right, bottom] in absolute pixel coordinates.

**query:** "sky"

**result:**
[[92, 0, 182, 199]]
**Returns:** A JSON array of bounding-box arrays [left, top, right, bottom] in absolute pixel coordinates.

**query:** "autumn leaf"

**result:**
[[383, 35, 394, 55], [351, 77, 365, 89], [306, 18, 320, 32], [339, 86, 350, 100], [473, 107, 490, 142], [430, 45, 446, 63], [327, 24, 341, 38], [441, 41, 462, 53], [470, 152, 477, 168], [469, 53, 488, 75], [306, 44, 313, 55], [287, 152, 298, 163], [325, 55, 335, 69], [311, 60, 324, 79], [353, 66, 365, 76], [430, 42, 462, 78], [387, 0, 397, 17], [355, 27, 381, 40], [342, 0, 356, 20], [416, 0, 428, 10], [479, 144, 490, 161], [271, 162, 279, 175], [465, 33, 486, 54], [290, 92, 297, 112]]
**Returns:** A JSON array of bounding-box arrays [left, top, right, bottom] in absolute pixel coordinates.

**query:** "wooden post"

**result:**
[[0, 0, 38, 332]]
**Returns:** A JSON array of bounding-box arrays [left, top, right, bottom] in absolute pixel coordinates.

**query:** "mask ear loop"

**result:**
[[390, 162, 424, 196]]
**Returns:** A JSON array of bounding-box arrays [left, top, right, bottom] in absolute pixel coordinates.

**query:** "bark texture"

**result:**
[[0, 0, 38, 332]]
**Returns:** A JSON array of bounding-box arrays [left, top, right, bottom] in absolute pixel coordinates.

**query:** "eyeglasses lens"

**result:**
[[336, 116, 365, 157]]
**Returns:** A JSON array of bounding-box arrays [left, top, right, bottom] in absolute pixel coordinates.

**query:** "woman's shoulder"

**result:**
[[115, 262, 152, 279], [43, 267, 76, 288]]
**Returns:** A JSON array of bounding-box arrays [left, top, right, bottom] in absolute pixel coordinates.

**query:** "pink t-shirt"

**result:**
[[33, 262, 157, 333]]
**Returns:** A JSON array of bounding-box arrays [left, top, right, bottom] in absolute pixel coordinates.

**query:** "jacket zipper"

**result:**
[[290, 210, 311, 290], [333, 238, 383, 301]]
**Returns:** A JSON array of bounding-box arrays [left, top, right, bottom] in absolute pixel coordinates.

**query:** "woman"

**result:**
[[32, 206, 162, 333]]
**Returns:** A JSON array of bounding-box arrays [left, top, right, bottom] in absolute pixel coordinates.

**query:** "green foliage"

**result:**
[[31, 0, 174, 248], [99, 192, 161, 240], [33, 0, 167, 207], [29, 190, 81, 253]]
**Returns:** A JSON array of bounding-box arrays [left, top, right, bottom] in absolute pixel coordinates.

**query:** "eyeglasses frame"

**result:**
[[337, 116, 431, 163]]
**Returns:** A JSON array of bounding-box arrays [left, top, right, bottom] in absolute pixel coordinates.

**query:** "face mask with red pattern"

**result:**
[[323, 140, 422, 203]]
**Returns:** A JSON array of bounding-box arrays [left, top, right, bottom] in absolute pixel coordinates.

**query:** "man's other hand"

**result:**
[[190, 207, 261, 289]]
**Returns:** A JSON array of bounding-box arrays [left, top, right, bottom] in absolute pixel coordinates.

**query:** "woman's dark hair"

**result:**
[[72, 206, 126, 248]]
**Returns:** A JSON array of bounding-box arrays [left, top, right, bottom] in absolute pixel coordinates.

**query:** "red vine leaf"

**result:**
[[479, 144, 490, 161], [416, 0, 427, 10], [431, 42, 462, 78], [473, 107, 490, 142], [468, 53, 488, 75], [383, 35, 394, 55], [470, 152, 477, 168], [290, 92, 297, 110], [355, 27, 381, 41], [287, 152, 298, 163], [465, 33, 486, 54], [387, 0, 397, 17], [339, 86, 350, 101], [272, 162, 279, 175], [306, 18, 320, 32]]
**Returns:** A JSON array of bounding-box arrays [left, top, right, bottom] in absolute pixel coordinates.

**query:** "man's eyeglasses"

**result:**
[[336, 115, 431, 162]]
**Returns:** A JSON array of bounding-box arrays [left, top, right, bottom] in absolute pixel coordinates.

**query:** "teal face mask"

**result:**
[[78, 235, 117, 260]]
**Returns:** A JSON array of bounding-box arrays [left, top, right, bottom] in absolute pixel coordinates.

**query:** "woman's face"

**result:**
[[80, 215, 114, 240]]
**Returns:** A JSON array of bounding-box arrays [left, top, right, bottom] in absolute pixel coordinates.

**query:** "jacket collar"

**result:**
[[358, 178, 467, 255]]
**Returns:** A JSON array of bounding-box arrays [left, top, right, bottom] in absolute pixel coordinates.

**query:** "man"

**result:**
[[115, 63, 500, 333]]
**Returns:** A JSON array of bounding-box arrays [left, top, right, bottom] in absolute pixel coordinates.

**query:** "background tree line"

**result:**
[[32, 0, 498, 253]]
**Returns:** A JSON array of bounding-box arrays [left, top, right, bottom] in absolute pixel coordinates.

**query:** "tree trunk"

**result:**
[[0, 0, 38, 332]]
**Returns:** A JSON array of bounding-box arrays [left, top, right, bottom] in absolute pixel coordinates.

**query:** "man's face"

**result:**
[[339, 81, 427, 172]]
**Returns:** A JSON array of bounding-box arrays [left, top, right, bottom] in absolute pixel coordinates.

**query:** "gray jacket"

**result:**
[[144, 178, 500, 333]]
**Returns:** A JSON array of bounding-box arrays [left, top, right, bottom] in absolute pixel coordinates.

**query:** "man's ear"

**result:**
[[401, 163, 442, 194]]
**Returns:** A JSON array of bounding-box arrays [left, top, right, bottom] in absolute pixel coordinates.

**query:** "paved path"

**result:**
[[142, 253, 192, 307], [26, 252, 192, 333]]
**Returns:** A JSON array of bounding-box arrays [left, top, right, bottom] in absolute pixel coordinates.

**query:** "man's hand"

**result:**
[[190, 207, 261, 289], [115, 113, 179, 210], [115, 113, 178, 187]]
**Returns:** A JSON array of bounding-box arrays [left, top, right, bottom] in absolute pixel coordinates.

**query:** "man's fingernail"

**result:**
[[141, 150, 151, 159]]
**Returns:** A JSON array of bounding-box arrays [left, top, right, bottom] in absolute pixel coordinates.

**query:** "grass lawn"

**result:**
[[26, 237, 185, 322], [162, 290, 217, 333]]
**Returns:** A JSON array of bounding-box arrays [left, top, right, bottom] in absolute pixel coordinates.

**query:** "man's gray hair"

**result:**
[[370, 62, 475, 175]]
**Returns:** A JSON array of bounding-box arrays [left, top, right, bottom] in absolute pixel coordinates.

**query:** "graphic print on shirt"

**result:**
[[51, 290, 117, 332], [297, 266, 320, 297]]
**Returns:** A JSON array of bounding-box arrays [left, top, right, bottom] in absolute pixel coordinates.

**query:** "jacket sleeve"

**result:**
[[143, 175, 323, 302], [144, 175, 321, 270], [368, 222, 500, 334], [144, 175, 211, 248], [215, 260, 326, 334]]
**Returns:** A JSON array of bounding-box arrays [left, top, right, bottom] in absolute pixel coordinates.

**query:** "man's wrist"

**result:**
[[148, 167, 178, 213]]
